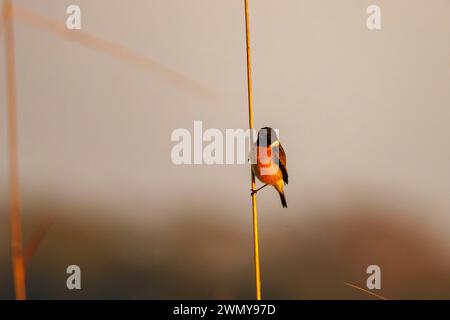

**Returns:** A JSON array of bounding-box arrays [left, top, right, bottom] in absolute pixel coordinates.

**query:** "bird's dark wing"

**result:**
[[275, 143, 288, 184]]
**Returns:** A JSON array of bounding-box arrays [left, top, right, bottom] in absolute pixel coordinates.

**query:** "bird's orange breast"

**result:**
[[252, 146, 283, 185]]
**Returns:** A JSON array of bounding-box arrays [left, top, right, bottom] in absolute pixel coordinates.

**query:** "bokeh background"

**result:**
[[1, 0, 450, 299]]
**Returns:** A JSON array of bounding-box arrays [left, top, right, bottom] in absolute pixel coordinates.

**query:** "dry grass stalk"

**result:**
[[3, 0, 27, 300], [244, 0, 262, 300]]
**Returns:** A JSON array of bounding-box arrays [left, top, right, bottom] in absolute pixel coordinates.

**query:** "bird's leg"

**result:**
[[251, 184, 269, 196]]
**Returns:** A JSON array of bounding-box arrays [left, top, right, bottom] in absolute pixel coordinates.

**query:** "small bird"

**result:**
[[250, 127, 288, 208]]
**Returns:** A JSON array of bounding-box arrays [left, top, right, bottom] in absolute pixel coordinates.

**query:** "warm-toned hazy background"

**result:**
[[1, 0, 450, 299]]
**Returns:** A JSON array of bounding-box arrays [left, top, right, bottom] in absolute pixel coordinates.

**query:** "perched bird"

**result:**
[[250, 127, 288, 208]]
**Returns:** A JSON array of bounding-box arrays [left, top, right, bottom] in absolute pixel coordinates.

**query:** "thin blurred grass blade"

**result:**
[[24, 217, 56, 265], [13, 4, 217, 99], [344, 282, 389, 300]]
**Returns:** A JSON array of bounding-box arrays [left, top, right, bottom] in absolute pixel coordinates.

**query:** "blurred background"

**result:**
[[1, 0, 450, 299]]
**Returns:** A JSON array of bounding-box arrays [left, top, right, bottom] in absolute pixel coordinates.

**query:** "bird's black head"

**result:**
[[257, 127, 278, 147]]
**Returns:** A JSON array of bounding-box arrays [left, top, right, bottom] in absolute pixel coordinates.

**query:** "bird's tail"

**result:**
[[279, 191, 287, 208]]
